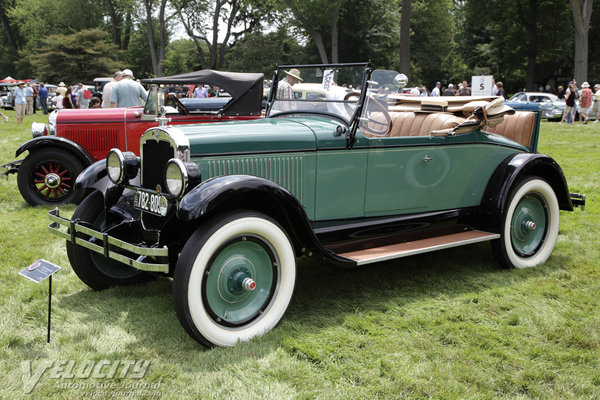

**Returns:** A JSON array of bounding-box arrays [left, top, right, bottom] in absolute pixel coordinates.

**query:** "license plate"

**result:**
[[133, 188, 169, 216]]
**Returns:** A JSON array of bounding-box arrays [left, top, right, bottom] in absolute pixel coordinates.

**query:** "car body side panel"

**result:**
[[364, 144, 520, 215], [196, 152, 317, 219]]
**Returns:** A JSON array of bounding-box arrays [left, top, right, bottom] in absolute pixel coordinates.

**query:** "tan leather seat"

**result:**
[[484, 111, 535, 147], [388, 112, 465, 137]]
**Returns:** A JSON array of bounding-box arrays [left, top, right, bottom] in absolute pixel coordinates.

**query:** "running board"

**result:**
[[337, 230, 500, 266]]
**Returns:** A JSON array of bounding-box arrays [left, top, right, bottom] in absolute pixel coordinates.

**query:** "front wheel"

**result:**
[[17, 148, 85, 206], [492, 178, 560, 269], [66, 191, 153, 290], [173, 211, 296, 347]]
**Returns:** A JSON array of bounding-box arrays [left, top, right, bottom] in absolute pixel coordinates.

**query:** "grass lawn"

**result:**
[[0, 109, 598, 399]]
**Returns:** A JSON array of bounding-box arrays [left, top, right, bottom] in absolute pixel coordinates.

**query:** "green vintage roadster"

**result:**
[[48, 63, 584, 347]]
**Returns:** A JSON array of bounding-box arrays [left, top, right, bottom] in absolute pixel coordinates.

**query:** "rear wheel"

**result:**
[[66, 191, 153, 290], [492, 178, 560, 269], [17, 148, 85, 206], [173, 211, 296, 347]]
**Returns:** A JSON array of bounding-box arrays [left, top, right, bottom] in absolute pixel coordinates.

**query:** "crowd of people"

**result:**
[[417, 78, 600, 124], [416, 80, 504, 98], [4, 68, 600, 125], [557, 80, 600, 124]]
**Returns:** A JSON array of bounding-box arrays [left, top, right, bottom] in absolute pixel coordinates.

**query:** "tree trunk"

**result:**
[[286, 0, 329, 63], [517, 0, 538, 92], [208, 0, 227, 69], [157, 0, 168, 77], [310, 28, 329, 64], [143, 0, 159, 76], [123, 11, 131, 51], [218, 0, 240, 68], [177, 11, 206, 68], [105, 0, 121, 48], [570, 0, 593, 83], [0, 6, 20, 54], [399, 0, 411, 82], [330, 3, 339, 63]]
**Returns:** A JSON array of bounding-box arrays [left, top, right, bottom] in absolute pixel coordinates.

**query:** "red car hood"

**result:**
[[55, 107, 142, 123]]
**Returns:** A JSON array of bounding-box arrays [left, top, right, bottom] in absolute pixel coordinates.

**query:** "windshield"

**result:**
[[143, 85, 159, 115], [267, 65, 403, 137], [268, 65, 366, 123]]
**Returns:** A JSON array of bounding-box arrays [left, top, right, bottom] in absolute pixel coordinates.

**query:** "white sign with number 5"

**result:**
[[471, 75, 494, 96]]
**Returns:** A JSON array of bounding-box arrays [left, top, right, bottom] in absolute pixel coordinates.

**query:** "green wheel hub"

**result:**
[[203, 235, 277, 326], [510, 193, 548, 257]]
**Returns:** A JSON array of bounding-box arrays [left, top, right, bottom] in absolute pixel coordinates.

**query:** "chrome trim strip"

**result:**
[[353, 233, 500, 266], [48, 209, 169, 273]]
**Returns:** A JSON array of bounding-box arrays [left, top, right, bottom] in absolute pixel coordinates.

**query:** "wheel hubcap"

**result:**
[[33, 162, 73, 201], [510, 194, 548, 257], [203, 236, 277, 326], [45, 173, 61, 188]]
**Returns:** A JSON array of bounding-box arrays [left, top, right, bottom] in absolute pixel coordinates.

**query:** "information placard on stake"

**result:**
[[20, 259, 61, 343]]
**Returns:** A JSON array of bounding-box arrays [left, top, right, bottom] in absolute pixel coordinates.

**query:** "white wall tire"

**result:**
[[173, 211, 296, 347], [493, 178, 560, 269]]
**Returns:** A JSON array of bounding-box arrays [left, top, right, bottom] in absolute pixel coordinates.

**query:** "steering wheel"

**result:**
[[344, 92, 391, 136]]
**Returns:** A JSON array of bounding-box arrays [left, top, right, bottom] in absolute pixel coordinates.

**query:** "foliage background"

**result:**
[[1, 0, 599, 92]]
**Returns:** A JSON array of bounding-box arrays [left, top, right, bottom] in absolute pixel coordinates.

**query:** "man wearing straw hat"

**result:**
[[14, 82, 27, 124], [56, 82, 67, 97], [274, 68, 303, 112]]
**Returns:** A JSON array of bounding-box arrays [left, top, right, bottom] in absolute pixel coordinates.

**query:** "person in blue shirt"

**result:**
[[110, 69, 147, 108], [14, 82, 27, 124], [38, 83, 49, 115]]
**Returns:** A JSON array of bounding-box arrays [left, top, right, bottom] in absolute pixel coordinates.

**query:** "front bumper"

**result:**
[[48, 208, 170, 273], [1, 159, 22, 177], [570, 193, 586, 211]]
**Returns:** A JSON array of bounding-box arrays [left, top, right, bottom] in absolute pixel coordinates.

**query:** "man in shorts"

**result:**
[[14, 82, 27, 124], [579, 82, 593, 124], [592, 84, 600, 123]]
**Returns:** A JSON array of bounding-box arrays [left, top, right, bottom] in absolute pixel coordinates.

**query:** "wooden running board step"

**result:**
[[338, 230, 500, 266]]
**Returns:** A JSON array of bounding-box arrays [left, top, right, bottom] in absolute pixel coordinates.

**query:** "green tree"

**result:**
[[223, 29, 308, 75], [411, 0, 467, 87], [32, 29, 119, 83], [162, 39, 204, 75], [458, 0, 572, 92]]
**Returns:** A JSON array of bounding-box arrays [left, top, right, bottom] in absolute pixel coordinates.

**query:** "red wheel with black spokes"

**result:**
[[17, 148, 85, 206]]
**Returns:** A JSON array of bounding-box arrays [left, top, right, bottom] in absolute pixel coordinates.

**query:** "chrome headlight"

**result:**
[[165, 158, 188, 198], [164, 158, 201, 198], [107, 149, 139, 184], [48, 110, 58, 135]]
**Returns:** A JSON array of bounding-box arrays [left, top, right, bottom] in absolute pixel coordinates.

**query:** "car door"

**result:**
[[363, 130, 520, 216]]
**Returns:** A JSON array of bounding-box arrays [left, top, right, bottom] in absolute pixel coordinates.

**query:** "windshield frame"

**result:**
[[266, 63, 410, 148]]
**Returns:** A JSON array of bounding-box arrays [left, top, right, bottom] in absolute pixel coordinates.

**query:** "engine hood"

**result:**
[[174, 117, 338, 156], [56, 107, 143, 124]]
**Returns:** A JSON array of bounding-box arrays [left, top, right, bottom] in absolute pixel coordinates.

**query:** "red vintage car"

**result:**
[[1, 70, 264, 206]]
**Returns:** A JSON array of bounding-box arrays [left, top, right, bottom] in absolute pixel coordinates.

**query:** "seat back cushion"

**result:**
[[388, 112, 464, 137], [485, 111, 535, 147]]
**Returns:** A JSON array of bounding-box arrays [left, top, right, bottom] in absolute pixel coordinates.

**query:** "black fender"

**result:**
[[176, 174, 351, 264], [74, 159, 137, 208], [75, 159, 108, 191], [479, 152, 573, 232], [16, 136, 94, 168]]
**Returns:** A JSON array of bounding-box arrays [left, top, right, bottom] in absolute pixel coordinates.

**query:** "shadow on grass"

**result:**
[[54, 241, 564, 372]]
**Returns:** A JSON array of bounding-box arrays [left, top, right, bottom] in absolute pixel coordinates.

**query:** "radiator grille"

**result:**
[[205, 156, 304, 201], [141, 139, 174, 191], [62, 127, 120, 157]]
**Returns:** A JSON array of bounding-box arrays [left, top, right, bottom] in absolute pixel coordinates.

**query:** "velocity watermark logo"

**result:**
[[21, 359, 151, 394]]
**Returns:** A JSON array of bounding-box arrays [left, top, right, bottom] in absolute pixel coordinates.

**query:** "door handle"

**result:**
[[423, 155, 433, 162]]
